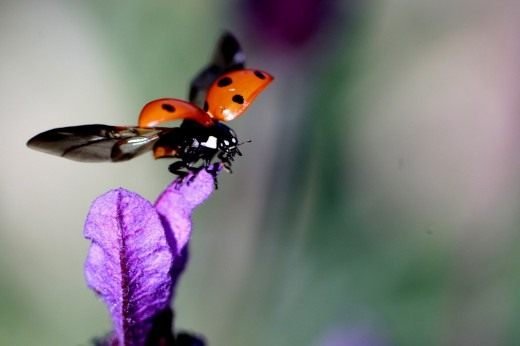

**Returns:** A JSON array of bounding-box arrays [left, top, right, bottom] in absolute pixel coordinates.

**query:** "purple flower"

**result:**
[[241, 0, 338, 48], [84, 170, 216, 346]]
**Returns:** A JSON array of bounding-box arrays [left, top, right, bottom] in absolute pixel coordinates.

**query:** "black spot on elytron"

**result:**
[[161, 103, 176, 113], [232, 94, 244, 105], [203, 101, 209, 112], [217, 77, 233, 87], [254, 70, 266, 80]]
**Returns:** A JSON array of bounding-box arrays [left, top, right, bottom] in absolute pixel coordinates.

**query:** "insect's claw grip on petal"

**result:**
[[204, 163, 221, 189]]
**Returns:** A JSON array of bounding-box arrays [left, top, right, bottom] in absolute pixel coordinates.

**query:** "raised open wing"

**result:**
[[189, 32, 246, 107], [27, 124, 168, 162], [205, 69, 274, 121]]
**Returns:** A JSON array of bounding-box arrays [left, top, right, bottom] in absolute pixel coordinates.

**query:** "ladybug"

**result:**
[[27, 32, 273, 182]]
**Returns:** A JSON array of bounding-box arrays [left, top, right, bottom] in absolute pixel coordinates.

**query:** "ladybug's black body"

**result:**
[[157, 120, 241, 177]]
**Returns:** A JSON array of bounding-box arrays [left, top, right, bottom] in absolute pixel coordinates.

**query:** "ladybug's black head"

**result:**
[[213, 123, 239, 154]]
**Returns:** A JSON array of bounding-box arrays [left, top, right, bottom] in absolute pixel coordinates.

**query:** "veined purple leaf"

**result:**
[[84, 189, 173, 346]]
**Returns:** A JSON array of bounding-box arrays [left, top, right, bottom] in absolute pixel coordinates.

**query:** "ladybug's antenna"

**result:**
[[237, 139, 252, 146], [235, 139, 251, 156]]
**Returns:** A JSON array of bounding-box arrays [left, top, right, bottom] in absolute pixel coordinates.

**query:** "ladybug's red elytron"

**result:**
[[27, 32, 273, 182]]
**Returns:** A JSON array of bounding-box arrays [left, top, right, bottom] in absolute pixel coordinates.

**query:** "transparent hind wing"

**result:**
[[27, 124, 165, 162]]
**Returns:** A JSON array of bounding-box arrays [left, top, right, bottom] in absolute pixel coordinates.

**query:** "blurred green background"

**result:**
[[2, 0, 520, 345]]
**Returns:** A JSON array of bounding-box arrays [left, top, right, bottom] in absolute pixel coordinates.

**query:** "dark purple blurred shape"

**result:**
[[242, 0, 338, 48]]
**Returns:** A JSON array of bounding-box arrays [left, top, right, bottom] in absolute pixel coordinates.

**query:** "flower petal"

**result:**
[[84, 188, 173, 346], [154, 169, 216, 256]]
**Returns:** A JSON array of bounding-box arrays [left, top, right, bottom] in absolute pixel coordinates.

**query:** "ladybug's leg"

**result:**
[[170, 160, 207, 187], [205, 163, 220, 175], [217, 152, 233, 173], [200, 150, 217, 168], [203, 163, 221, 190], [185, 154, 218, 189], [168, 161, 189, 179], [178, 157, 210, 185]]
